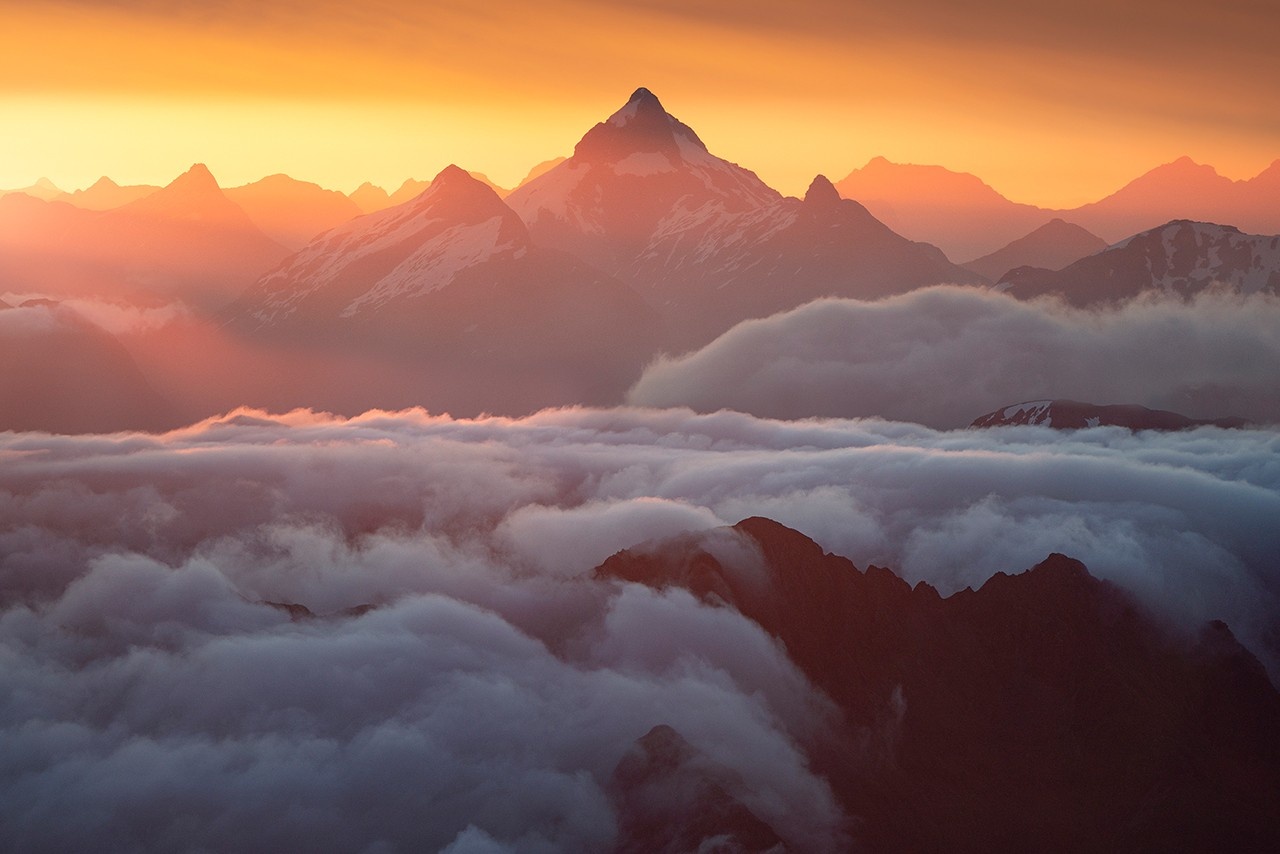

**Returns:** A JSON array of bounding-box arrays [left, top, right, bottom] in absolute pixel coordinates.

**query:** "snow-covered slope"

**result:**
[[227, 166, 662, 413], [505, 88, 780, 275], [631, 175, 986, 348], [970, 399, 1246, 430], [1001, 220, 1280, 305]]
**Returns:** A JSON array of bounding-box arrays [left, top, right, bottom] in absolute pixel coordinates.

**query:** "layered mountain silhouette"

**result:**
[[506, 87, 781, 275], [631, 174, 985, 348], [1001, 220, 1280, 305], [1069, 156, 1280, 242], [0, 177, 63, 201], [971, 399, 1247, 430], [961, 218, 1106, 282], [227, 165, 660, 414], [0, 164, 289, 311], [57, 177, 159, 211], [834, 157, 1050, 260], [0, 300, 177, 433], [348, 181, 391, 214], [226, 174, 362, 249], [595, 517, 1280, 853], [836, 156, 1280, 260]]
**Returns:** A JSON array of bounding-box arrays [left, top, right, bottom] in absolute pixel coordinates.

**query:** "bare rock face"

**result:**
[[596, 517, 1280, 853], [610, 724, 786, 854]]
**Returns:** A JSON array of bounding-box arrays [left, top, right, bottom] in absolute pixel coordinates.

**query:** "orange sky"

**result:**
[[2, 0, 1277, 207]]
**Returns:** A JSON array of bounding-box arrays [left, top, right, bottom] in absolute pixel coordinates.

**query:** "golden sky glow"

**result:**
[[2, 0, 1278, 206]]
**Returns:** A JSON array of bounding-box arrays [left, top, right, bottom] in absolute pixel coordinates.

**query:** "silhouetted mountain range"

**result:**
[[0, 164, 289, 311], [961, 218, 1106, 282], [596, 517, 1280, 853], [226, 174, 362, 249], [835, 156, 1280, 259]]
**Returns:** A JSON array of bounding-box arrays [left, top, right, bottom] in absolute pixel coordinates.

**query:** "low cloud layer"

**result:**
[[2, 406, 1278, 850], [628, 286, 1280, 427]]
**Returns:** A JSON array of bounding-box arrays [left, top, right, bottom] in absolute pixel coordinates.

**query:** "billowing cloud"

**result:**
[[628, 286, 1280, 428], [2, 405, 1278, 849]]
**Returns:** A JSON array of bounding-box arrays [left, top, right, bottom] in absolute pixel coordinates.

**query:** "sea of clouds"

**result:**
[[2, 405, 1277, 851], [629, 286, 1280, 427]]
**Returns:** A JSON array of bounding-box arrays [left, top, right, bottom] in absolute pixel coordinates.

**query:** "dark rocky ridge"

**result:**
[[596, 517, 1280, 853], [971, 399, 1248, 430]]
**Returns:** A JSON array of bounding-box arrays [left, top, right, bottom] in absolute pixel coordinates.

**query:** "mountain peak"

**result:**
[[168, 163, 221, 193], [572, 88, 709, 163], [34, 177, 59, 191], [803, 174, 840, 208], [415, 164, 507, 214], [609, 87, 666, 127], [431, 163, 472, 185]]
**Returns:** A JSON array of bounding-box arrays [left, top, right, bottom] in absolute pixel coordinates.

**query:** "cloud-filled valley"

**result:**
[[3, 71, 1280, 851], [631, 286, 1280, 428], [2, 407, 1278, 850]]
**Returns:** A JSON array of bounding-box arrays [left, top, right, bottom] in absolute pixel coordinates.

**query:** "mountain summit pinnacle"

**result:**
[[607, 87, 669, 128], [803, 174, 841, 208]]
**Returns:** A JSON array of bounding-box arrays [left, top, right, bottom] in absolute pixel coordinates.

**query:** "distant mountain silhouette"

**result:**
[[226, 165, 660, 415], [596, 517, 1280, 853], [56, 177, 159, 211], [385, 173, 508, 209], [835, 157, 1052, 259], [1069, 156, 1280, 241], [0, 164, 289, 311], [226, 174, 362, 249], [971, 399, 1247, 430], [0, 300, 177, 433], [0, 177, 63, 201], [961, 218, 1106, 281], [515, 156, 567, 189], [1001, 220, 1280, 305], [348, 181, 391, 214], [836, 156, 1280, 259]]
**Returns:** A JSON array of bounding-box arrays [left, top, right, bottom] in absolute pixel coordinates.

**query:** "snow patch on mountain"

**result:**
[[341, 215, 514, 316], [614, 152, 676, 177], [991, 400, 1055, 426]]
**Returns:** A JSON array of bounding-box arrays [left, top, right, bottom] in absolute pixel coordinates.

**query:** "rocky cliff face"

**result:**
[[596, 517, 1280, 853]]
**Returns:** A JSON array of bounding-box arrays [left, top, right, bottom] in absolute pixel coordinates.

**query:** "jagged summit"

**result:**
[[430, 163, 475, 187], [171, 162, 220, 191], [576, 87, 709, 161], [803, 174, 840, 208], [609, 87, 666, 126]]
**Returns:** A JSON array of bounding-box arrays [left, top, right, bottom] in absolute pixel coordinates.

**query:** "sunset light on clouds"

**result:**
[[3, 0, 1278, 205], [3, 2, 1280, 851]]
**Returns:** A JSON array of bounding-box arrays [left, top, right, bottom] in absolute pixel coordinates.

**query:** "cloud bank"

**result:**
[[628, 287, 1280, 428], [2, 405, 1278, 850]]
